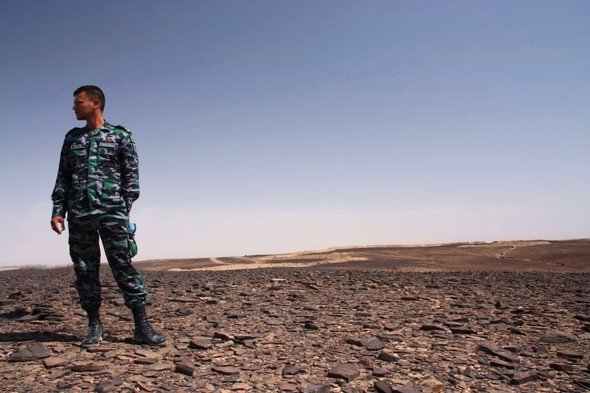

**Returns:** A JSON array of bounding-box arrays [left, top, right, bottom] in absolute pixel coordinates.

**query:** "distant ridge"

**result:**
[[136, 238, 590, 273]]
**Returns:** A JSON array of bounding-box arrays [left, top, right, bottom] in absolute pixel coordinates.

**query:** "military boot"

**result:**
[[81, 308, 103, 346], [132, 306, 166, 346]]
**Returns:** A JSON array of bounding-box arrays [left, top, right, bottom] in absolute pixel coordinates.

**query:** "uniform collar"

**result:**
[[85, 121, 113, 135]]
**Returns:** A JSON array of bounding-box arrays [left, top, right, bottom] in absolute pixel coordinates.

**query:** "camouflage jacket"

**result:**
[[51, 122, 139, 219]]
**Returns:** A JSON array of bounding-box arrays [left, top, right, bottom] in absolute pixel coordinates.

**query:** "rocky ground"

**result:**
[[0, 241, 589, 392]]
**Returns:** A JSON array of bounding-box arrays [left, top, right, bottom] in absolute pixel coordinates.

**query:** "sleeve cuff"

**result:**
[[52, 206, 66, 218]]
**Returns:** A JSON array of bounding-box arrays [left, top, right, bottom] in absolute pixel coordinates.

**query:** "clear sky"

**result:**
[[0, 1, 588, 267]]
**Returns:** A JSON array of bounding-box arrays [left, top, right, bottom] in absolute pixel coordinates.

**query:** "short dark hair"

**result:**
[[73, 85, 106, 111]]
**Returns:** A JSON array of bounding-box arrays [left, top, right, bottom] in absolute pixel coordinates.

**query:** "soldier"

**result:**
[[51, 85, 166, 347]]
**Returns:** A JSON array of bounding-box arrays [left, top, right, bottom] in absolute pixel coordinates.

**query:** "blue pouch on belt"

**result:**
[[127, 221, 138, 258]]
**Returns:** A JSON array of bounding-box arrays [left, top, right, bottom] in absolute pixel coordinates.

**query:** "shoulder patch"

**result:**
[[114, 124, 135, 142], [66, 127, 84, 137], [114, 124, 130, 132]]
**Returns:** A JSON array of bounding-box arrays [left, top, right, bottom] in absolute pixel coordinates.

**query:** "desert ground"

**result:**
[[0, 239, 588, 392]]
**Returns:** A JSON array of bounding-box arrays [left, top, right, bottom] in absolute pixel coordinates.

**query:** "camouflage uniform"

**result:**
[[51, 122, 147, 310]]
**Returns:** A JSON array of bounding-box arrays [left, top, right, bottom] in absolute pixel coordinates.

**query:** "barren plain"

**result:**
[[0, 239, 589, 392]]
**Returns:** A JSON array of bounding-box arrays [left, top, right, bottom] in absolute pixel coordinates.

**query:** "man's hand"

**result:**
[[51, 216, 65, 235]]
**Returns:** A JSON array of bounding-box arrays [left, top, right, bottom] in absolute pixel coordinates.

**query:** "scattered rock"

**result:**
[[304, 321, 319, 330], [372, 368, 389, 377], [212, 366, 240, 375], [539, 329, 577, 343], [0, 263, 588, 392], [71, 362, 107, 372], [378, 351, 397, 363], [175, 357, 194, 376], [365, 338, 385, 351], [549, 363, 574, 372], [282, 364, 303, 376], [420, 376, 444, 392], [510, 372, 537, 385], [213, 331, 233, 341], [420, 324, 446, 332], [95, 380, 115, 393], [189, 337, 213, 350], [495, 300, 508, 310], [390, 384, 422, 393], [299, 382, 331, 393], [450, 327, 476, 335], [489, 359, 515, 369], [557, 350, 583, 360], [477, 342, 519, 363], [374, 380, 393, 393], [9, 343, 51, 362], [43, 356, 69, 368], [327, 364, 360, 382]]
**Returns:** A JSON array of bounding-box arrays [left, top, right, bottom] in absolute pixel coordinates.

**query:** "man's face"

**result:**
[[72, 91, 99, 121]]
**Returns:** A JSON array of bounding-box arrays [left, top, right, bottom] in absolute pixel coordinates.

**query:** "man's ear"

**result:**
[[92, 98, 102, 111]]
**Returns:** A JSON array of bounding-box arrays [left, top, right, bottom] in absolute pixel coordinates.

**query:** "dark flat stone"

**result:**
[[304, 320, 319, 330], [213, 331, 233, 341], [478, 342, 519, 363], [9, 343, 51, 362], [549, 363, 574, 372], [327, 364, 360, 382], [43, 356, 69, 368], [346, 337, 369, 346], [420, 324, 446, 332], [372, 368, 389, 377], [490, 359, 515, 369], [378, 350, 397, 362], [212, 366, 240, 375], [450, 327, 476, 335], [282, 364, 303, 376], [374, 380, 392, 393], [175, 358, 194, 376], [509, 327, 526, 335], [189, 338, 213, 349], [557, 351, 583, 360], [510, 372, 537, 385], [539, 329, 577, 343], [71, 362, 106, 372], [365, 338, 385, 351], [390, 385, 422, 393], [95, 381, 115, 393], [299, 382, 331, 393]]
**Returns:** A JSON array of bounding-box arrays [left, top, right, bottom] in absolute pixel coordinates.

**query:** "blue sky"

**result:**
[[0, 1, 588, 266]]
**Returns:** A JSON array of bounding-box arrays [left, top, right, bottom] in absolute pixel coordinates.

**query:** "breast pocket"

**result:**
[[98, 144, 118, 168], [69, 147, 87, 169]]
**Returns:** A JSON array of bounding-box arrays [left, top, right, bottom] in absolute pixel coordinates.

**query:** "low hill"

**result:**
[[137, 238, 590, 272]]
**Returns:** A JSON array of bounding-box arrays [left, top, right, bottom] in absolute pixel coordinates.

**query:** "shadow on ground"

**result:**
[[0, 331, 78, 343]]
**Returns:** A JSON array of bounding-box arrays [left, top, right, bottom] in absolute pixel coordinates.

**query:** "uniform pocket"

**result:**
[[98, 147, 117, 167], [101, 179, 122, 203]]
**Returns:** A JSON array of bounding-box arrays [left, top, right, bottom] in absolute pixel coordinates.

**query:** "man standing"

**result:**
[[51, 85, 166, 347]]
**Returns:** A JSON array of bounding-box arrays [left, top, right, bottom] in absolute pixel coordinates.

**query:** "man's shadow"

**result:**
[[0, 309, 79, 342], [0, 331, 78, 343]]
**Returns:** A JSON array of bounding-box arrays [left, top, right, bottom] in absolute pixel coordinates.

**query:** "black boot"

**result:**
[[81, 308, 103, 346], [132, 306, 166, 346]]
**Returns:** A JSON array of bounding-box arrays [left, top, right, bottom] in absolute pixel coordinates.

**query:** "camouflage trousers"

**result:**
[[68, 214, 147, 311]]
